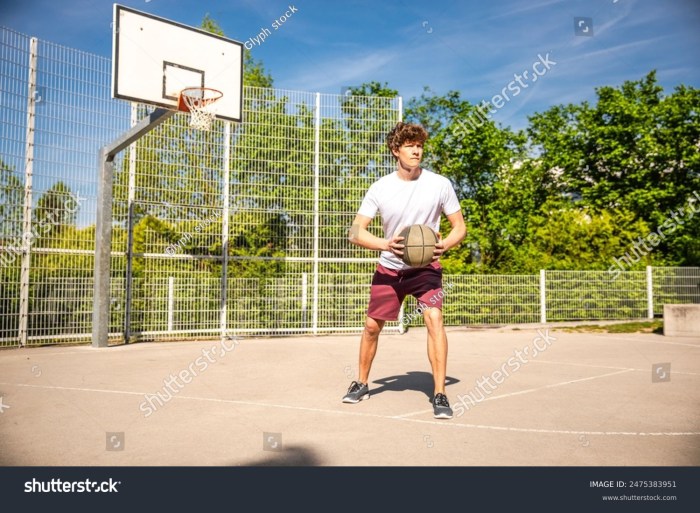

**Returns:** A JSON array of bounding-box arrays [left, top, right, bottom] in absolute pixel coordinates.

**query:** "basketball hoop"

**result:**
[[178, 87, 223, 130]]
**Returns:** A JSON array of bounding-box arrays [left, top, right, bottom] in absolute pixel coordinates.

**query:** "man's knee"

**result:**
[[365, 317, 384, 334], [364, 317, 384, 337], [423, 307, 444, 330]]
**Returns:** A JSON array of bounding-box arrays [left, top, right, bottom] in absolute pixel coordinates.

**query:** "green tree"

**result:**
[[0, 158, 22, 338], [406, 88, 538, 273], [528, 71, 700, 266], [322, 82, 401, 261], [0, 159, 22, 240], [33, 181, 78, 239], [406, 74, 700, 272], [511, 199, 654, 272], [201, 13, 273, 88]]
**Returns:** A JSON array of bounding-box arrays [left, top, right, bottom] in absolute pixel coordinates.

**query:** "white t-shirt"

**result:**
[[358, 169, 461, 270]]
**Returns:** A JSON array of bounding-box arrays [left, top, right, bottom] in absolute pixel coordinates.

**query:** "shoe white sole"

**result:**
[[342, 393, 370, 404], [434, 411, 453, 419]]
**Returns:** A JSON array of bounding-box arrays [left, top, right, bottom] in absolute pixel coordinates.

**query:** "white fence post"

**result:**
[[123, 103, 138, 343], [540, 269, 547, 324], [167, 276, 174, 332], [647, 265, 654, 319], [398, 303, 406, 334], [301, 272, 308, 329]]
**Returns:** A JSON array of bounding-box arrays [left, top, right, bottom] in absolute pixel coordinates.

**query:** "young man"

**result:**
[[343, 121, 466, 419]]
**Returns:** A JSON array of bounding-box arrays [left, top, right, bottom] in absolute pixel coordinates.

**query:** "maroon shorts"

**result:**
[[366, 261, 444, 321]]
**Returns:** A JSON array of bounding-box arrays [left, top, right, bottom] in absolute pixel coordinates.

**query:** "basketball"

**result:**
[[399, 224, 438, 267]]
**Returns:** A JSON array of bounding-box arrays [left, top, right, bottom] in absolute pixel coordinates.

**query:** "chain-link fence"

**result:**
[[1, 27, 699, 347]]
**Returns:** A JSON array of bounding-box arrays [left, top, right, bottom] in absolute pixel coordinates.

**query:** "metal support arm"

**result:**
[[92, 108, 177, 348]]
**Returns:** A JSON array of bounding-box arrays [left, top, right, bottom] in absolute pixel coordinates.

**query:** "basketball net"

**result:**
[[178, 87, 223, 131]]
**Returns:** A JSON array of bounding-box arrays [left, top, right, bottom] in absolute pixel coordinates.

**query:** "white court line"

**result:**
[[395, 368, 635, 419], [584, 334, 700, 348], [530, 359, 700, 376], [0, 382, 391, 421], [639, 340, 700, 348], [394, 417, 700, 436], [512, 359, 631, 371], [0, 382, 148, 397], [2, 379, 699, 437]]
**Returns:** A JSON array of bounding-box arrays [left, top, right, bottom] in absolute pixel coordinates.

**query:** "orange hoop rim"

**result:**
[[177, 87, 224, 113]]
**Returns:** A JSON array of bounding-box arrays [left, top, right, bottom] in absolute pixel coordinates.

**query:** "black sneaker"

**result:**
[[342, 381, 369, 403], [433, 393, 453, 419]]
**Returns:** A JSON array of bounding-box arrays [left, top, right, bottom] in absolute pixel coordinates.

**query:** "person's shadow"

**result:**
[[371, 371, 459, 402], [238, 444, 325, 466]]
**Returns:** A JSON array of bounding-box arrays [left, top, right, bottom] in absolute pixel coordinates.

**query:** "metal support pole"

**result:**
[[311, 93, 320, 335], [92, 108, 176, 348], [93, 148, 114, 348], [19, 37, 39, 347], [220, 122, 231, 339]]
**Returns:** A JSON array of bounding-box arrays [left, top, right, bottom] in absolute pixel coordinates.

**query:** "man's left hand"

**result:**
[[432, 238, 446, 260]]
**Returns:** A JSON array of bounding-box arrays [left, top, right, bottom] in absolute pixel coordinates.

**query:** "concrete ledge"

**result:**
[[664, 304, 700, 337]]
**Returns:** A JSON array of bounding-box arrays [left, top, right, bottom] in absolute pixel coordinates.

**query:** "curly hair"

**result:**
[[386, 122, 429, 158]]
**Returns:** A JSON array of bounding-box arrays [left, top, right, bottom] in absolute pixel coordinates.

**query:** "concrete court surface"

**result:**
[[0, 325, 699, 466]]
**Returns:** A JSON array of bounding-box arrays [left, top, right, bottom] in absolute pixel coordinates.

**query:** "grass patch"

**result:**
[[558, 321, 663, 334]]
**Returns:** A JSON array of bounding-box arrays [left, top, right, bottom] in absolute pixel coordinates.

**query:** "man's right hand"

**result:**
[[386, 235, 405, 257]]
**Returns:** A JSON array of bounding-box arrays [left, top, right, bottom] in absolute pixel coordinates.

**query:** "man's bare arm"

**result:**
[[348, 214, 405, 256], [433, 210, 467, 259]]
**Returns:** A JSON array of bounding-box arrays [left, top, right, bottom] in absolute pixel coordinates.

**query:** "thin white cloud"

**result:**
[[281, 48, 402, 92], [483, 0, 566, 22], [566, 36, 670, 68]]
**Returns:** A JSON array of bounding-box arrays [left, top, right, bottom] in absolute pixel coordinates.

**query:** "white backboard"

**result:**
[[112, 4, 243, 122]]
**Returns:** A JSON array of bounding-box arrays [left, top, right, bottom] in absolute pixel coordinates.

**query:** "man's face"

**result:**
[[393, 141, 423, 170]]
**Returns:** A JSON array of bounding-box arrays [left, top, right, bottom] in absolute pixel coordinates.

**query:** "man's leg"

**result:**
[[423, 307, 447, 395], [424, 307, 452, 418], [358, 316, 385, 383], [343, 316, 385, 403], [344, 263, 400, 403]]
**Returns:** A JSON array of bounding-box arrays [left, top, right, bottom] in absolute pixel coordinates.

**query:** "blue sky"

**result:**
[[2, 0, 699, 132]]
